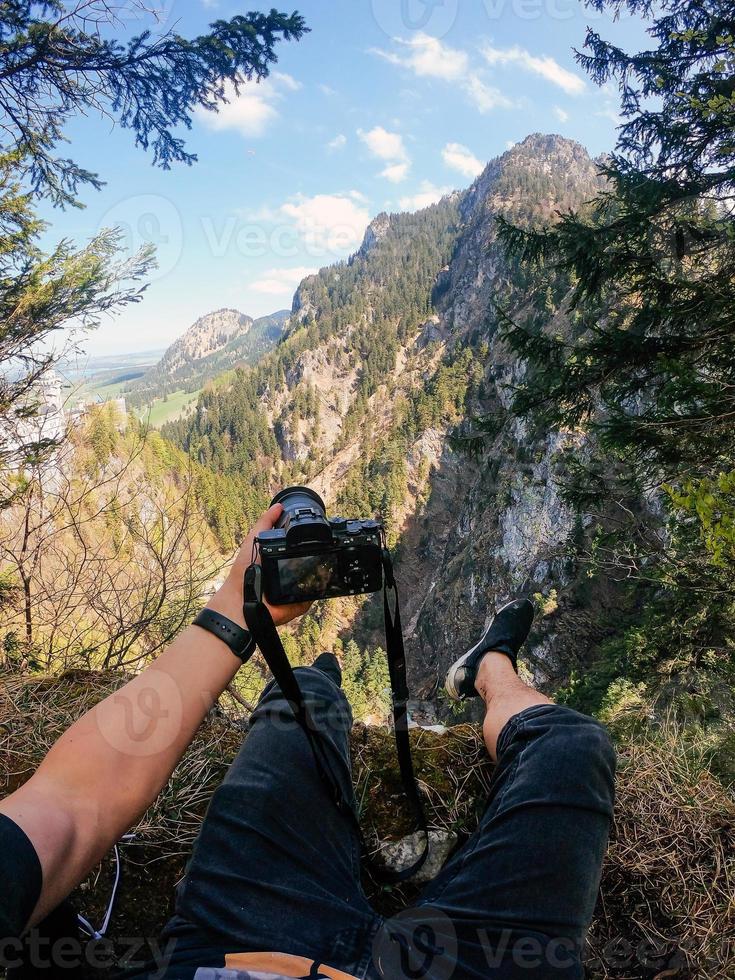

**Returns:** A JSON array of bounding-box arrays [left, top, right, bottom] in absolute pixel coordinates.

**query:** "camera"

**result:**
[[256, 486, 384, 604]]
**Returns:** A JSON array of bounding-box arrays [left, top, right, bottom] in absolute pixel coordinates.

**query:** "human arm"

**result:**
[[0, 502, 309, 929]]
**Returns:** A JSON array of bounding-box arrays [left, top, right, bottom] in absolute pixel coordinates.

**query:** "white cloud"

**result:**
[[250, 266, 318, 295], [442, 142, 484, 179], [553, 105, 570, 123], [271, 71, 301, 91], [371, 33, 468, 82], [371, 35, 515, 114], [465, 74, 515, 112], [279, 193, 371, 253], [399, 181, 451, 211], [358, 125, 411, 182], [328, 133, 347, 150], [196, 72, 301, 138], [198, 80, 276, 136], [319, 83, 336, 96], [481, 44, 585, 96], [358, 125, 408, 162], [381, 162, 410, 183]]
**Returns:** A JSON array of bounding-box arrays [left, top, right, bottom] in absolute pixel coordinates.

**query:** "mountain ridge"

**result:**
[[162, 133, 608, 701], [156, 308, 253, 374]]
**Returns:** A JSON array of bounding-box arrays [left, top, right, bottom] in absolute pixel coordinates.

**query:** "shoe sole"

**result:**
[[445, 599, 523, 702]]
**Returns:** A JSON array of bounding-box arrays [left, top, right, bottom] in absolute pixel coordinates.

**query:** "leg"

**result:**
[[371, 655, 616, 978], [164, 654, 379, 964]]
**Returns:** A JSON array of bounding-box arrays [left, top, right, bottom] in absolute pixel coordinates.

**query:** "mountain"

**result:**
[[157, 308, 253, 373], [125, 307, 289, 408], [163, 134, 606, 702]]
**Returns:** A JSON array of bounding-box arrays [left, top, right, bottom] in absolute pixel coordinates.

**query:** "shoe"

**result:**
[[445, 598, 535, 701], [313, 651, 342, 687]]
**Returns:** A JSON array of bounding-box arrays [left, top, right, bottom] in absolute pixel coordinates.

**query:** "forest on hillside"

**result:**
[[0, 0, 733, 977]]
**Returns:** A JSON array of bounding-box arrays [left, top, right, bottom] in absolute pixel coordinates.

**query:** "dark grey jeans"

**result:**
[[159, 653, 616, 979]]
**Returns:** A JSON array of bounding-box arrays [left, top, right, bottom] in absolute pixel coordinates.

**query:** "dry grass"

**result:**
[[1, 671, 733, 979], [588, 727, 735, 979]]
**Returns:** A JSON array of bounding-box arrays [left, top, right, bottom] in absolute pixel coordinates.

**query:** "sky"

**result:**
[[42, 0, 650, 356]]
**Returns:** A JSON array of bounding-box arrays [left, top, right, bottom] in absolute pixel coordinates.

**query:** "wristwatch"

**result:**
[[193, 608, 257, 660]]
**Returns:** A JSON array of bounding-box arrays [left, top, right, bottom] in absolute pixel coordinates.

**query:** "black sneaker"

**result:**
[[445, 598, 535, 701], [313, 651, 342, 687]]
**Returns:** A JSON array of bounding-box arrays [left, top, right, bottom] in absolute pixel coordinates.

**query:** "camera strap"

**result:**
[[242, 556, 429, 883]]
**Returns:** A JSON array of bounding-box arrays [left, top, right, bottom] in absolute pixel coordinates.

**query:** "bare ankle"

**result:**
[[476, 653, 551, 761], [474, 651, 524, 702]]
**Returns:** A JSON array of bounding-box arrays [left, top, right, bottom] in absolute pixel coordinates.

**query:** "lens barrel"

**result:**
[[269, 485, 331, 545], [270, 485, 326, 521]]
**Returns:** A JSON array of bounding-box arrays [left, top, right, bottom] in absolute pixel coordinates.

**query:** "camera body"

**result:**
[[256, 486, 384, 604]]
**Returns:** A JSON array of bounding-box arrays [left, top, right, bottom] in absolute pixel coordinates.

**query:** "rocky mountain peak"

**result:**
[[510, 132, 599, 170], [158, 308, 253, 375], [359, 211, 392, 257]]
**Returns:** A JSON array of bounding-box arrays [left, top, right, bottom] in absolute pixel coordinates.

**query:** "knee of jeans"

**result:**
[[544, 707, 617, 792], [252, 670, 351, 732], [295, 663, 345, 698], [295, 666, 353, 725]]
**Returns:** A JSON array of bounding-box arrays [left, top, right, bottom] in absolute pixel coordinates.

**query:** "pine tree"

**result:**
[[499, 0, 735, 490], [0, 3, 307, 206], [0, 2, 305, 472], [0, 152, 154, 476]]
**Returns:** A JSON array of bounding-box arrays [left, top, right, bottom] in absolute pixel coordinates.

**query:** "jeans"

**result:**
[[159, 653, 616, 979]]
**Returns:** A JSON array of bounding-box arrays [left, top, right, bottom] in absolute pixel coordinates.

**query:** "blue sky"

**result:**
[[44, 0, 648, 355]]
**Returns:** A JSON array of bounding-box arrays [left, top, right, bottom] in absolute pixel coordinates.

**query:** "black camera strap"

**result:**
[[378, 548, 430, 877], [242, 554, 429, 883]]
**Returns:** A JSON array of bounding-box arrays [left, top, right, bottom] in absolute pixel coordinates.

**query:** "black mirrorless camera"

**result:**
[[256, 486, 384, 604]]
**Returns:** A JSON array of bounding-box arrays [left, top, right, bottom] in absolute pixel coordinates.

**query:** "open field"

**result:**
[[140, 388, 201, 427]]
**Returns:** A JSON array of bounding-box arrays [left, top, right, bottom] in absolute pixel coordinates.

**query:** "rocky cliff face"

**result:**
[[306, 135, 607, 697], [396, 134, 608, 697]]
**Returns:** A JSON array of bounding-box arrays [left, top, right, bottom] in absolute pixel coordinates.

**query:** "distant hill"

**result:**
[[157, 308, 253, 375], [125, 308, 289, 409]]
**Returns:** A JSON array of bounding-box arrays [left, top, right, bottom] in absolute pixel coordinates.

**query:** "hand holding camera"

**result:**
[[210, 484, 384, 632], [209, 500, 313, 629]]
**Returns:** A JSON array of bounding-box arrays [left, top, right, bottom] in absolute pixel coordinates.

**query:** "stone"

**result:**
[[378, 829, 458, 884]]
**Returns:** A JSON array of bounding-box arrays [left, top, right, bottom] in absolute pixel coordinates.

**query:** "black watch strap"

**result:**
[[193, 608, 256, 660]]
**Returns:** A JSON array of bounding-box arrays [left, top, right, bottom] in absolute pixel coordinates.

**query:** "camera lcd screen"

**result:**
[[276, 553, 339, 597]]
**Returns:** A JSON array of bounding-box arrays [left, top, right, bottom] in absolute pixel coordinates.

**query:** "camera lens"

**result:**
[[270, 485, 326, 518], [269, 485, 331, 545]]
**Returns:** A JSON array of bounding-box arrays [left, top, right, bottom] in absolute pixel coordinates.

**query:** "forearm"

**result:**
[[53, 612, 242, 827], [0, 584, 243, 923], [0, 502, 304, 929]]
